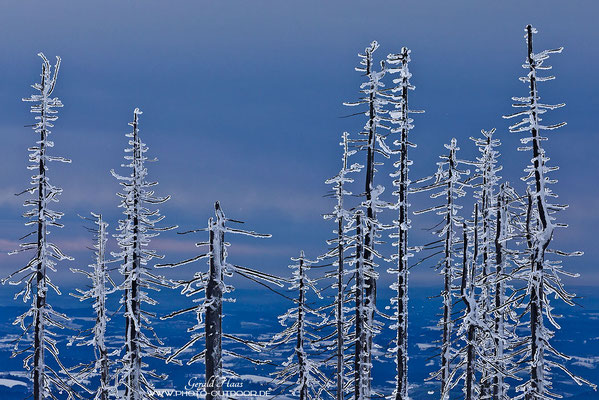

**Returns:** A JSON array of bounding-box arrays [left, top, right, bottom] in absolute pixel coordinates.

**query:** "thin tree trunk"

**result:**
[[493, 189, 505, 400], [479, 136, 492, 400], [354, 212, 366, 400], [461, 219, 475, 400], [127, 113, 142, 400], [527, 191, 544, 400], [297, 254, 308, 400], [33, 72, 47, 400], [96, 216, 109, 400], [394, 47, 410, 400], [336, 216, 345, 400], [363, 49, 377, 398], [440, 148, 455, 400], [525, 25, 550, 400]]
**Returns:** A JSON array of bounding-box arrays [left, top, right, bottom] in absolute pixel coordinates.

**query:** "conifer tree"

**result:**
[[320, 132, 362, 400], [270, 252, 331, 400], [470, 128, 502, 398], [69, 213, 115, 400], [159, 202, 283, 400], [384, 46, 423, 400], [111, 108, 175, 400], [503, 25, 595, 399], [2, 53, 79, 400], [344, 42, 393, 397], [413, 139, 470, 400]]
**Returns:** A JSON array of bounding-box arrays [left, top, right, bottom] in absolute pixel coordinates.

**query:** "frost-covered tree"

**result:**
[[111, 108, 175, 400], [69, 213, 116, 400], [449, 204, 501, 400], [2, 53, 80, 400], [319, 132, 362, 400], [344, 42, 393, 394], [384, 46, 423, 400], [492, 182, 523, 400], [469, 130, 523, 400], [159, 202, 283, 400], [503, 25, 595, 399], [270, 251, 331, 400], [469, 128, 502, 398], [413, 138, 470, 400]]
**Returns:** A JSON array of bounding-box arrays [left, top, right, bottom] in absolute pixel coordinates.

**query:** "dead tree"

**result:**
[[270, 251, 332, 400], [385, 46, 423, 400], [319, 132, 362, 400], [344, 42, 393, 397], [2, 53, 81, 400], [69, 213, 116, 400], [503, 25, 596, 399], [413, 138, 470, 400], [469, 128, 502, 398], [159, 202, 284, 400], [111, 108, 175, 400]]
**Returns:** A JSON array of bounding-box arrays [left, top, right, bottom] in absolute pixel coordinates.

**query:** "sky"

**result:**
[[0, 1, 598, 290]]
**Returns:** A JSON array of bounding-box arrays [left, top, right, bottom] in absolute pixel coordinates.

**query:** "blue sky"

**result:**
[[0, 1, 598, 288]]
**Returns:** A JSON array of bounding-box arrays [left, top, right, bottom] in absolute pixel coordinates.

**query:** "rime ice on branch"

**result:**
[[503, 25, 596, 399], [413, 138, 470, 400], [69, 213, 116, 400], [111, 108, 175, 400], [159, 202, 284, 400], [2, 53, 79, 400]]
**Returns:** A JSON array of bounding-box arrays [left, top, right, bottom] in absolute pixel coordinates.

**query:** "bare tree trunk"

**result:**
[[206, 203, 224, 400]]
